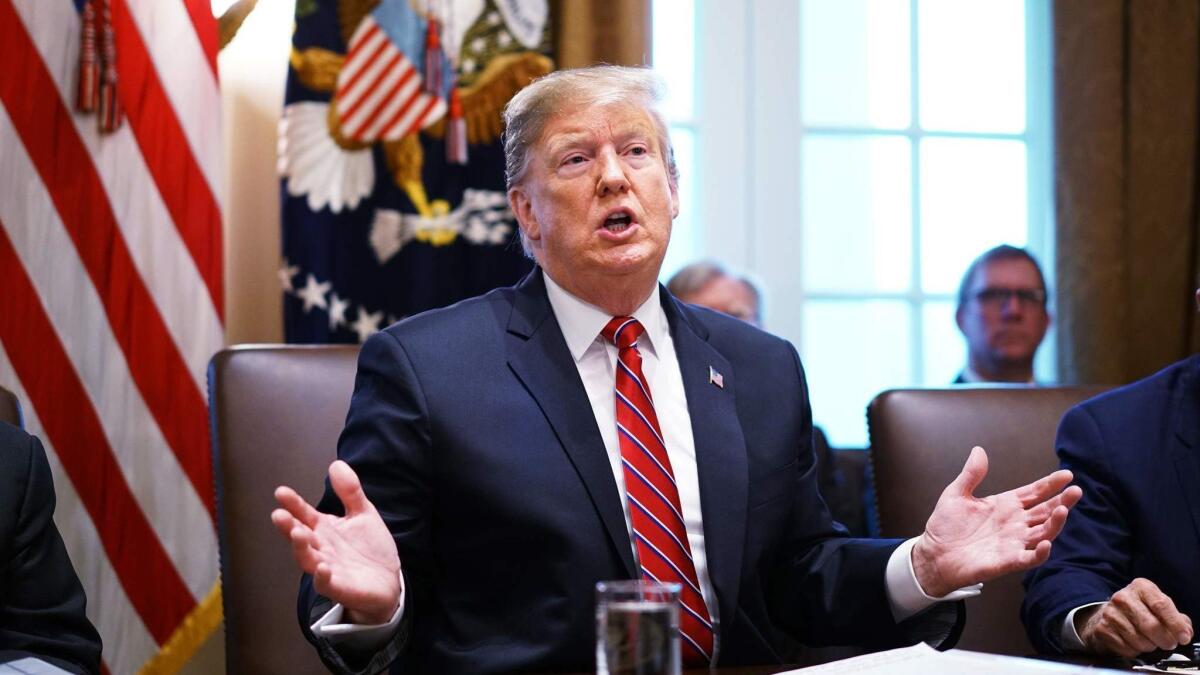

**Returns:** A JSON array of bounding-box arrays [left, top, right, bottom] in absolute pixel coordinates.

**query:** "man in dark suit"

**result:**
[[1022, 342, 1200, 657], [953, 245, 1051, 384], [0, 422, 102, 674], [272, 66, 1081, 674]]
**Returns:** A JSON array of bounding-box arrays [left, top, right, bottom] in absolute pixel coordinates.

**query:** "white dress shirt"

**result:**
[[1060, 601, 1106, 652], [314, 275, 978, 646], [542, 275, 721, 634]]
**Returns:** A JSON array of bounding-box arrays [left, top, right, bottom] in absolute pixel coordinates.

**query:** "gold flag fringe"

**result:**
[[138, 582, 223, 675]]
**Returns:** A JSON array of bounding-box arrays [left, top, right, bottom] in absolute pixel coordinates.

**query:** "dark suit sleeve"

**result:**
[[765, 345, 963, 650], [297, 331, 429, 675], [0, 430, 102, 675], [1022, 404, 1130, 654]]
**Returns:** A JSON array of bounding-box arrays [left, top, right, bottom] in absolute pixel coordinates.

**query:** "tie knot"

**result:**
[[601, 316, 644, 349]]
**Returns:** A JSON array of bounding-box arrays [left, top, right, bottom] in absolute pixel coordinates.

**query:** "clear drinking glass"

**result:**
[[595, 580, 681, 675]]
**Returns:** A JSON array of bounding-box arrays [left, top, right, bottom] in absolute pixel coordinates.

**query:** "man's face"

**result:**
[[508, 103, 678, 302], [682, 275, 760, 326], [956, 257, 1051, 372]]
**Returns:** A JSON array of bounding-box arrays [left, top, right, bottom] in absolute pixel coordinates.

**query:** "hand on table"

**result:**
[[1076, 578, 1193, 657], [911, 446, 1083, 598], [271, 460, 402, 624]]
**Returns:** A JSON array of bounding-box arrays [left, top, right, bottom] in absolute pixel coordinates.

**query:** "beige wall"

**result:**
[[183, 3, 296, 671], [220, 0, 295, 346]]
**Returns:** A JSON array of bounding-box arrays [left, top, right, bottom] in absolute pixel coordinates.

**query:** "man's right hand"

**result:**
[[272, 460, 402, 625], [1076, 578, 1193, 657]]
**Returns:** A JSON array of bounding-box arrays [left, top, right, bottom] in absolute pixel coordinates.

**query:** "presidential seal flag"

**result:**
[[0, 0, 224, 672], [281, 0, 553, 343], [334, 5, 446, 142]]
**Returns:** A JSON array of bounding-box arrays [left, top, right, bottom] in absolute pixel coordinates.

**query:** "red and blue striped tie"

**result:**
[[602, 317, 714, 665]]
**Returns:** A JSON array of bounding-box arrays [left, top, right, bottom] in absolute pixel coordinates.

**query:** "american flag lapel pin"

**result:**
[[708, 366, 724, 389]]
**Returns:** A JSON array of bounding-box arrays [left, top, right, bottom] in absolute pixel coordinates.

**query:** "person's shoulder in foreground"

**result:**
[[1022, 354, 1200, 657], [1070, 354, 1197, 419], [0, 422, 102, 675]]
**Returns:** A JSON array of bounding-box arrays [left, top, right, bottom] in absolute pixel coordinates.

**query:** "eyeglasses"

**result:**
[[971, 287, 1047, 309]]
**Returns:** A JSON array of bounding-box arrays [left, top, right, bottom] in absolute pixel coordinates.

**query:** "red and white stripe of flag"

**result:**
[[335, 16, 447, 143], [0, 0, 223, 672]]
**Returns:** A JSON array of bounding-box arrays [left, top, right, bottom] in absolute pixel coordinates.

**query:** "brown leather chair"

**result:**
[[0, 385, 20, 427], [867, 385, 1108, 657], [208, 345, 360, 675]]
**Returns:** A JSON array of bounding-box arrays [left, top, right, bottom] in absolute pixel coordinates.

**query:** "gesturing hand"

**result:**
[[271, 460, 402, 624], [1077, 578, 1193, 657], [911, 446, 1082, 598]]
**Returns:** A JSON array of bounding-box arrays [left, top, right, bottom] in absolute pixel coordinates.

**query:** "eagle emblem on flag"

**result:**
[[280, 0, 553, 343]]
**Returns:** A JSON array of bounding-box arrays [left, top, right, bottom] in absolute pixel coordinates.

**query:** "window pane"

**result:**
[[661, 127, 699, 281], [921, 300, 966, 384], [919, 138, 1027, 293], [801, 0, 910, 129], [802, 300, 912, 447], [653, 0, 696, 123], [918, 0, 1025, 132], [803, 135, 912, 293]]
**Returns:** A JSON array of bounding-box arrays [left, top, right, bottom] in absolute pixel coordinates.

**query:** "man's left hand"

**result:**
[[911, 446, 1082, 598]]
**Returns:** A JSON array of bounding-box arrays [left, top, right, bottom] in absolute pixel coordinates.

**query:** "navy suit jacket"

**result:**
[[300, 270, 956, 674], [0, 422, 102, 674], [1022, 355, 1200, 654]]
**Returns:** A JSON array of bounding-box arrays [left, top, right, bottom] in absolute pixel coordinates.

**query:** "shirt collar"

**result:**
[[542, 271, 667, 362], [963, 366, 1036, 385]]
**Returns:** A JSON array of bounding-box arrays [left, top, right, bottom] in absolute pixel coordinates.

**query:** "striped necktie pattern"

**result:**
[[601, 316, 714, 665]]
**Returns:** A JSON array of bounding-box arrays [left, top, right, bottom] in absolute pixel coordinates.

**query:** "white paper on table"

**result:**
[[779, 642, 1130, 674], [1133, 653, 1198, 673], [0, 658, 73, 675]]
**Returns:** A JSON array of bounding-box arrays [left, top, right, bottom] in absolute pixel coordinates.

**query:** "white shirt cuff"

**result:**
[[1060, 601, 1107, 652], [310, 573, 406, 651], [885, 537, 982, 622]]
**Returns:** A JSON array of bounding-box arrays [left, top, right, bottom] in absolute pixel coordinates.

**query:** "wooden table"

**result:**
[[566, 653, 1141, 674], [686, 662, 796, 667], [564, 662, 796, 667]]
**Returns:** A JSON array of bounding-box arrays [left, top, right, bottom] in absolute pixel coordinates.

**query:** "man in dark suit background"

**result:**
[[954, 245, 1051, 384], [666, 260, 762, 327], [0, 422, 102, 674], [272, 65, 1081, 674], [1022, 295, 1200, 657], [668, 260, 865, 536]]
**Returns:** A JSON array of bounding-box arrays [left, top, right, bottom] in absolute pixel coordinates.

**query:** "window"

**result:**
[[653, 0, 700, 278], [655, 0, 1053, 446]]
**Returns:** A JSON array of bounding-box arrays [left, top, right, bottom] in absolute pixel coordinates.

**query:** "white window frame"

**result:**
[[671, 0, 1054, 443]]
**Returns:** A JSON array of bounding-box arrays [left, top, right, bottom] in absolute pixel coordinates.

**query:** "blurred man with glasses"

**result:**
[[954, 245, 1052, 384]]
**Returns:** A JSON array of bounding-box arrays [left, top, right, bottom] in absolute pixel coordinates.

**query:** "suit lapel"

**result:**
[[664, 294, 749, 632], [506, 270, 637, 577], [1169, 358, 1200, 548]]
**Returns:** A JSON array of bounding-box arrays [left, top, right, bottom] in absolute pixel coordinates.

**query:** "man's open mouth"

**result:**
[[603, 211, 634, 233]]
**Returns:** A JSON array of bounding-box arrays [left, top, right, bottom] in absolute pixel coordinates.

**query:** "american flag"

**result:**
[[335, 10, 447, 143], [0, 0, 223, 673], [708, 366, 724, 389]]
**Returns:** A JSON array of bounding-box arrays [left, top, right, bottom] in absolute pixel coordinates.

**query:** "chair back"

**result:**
[[867, 385, 1108, 656], [208, 345, 360, 675], [0, 385, 20, 427]]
